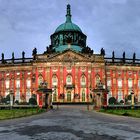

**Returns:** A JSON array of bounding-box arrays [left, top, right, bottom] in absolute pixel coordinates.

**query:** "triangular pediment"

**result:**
[[46, 49, 92, 62]]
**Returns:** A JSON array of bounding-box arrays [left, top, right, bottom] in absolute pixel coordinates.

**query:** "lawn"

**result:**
[[100, 109, 140, 118], [0, 108, 46, 120]]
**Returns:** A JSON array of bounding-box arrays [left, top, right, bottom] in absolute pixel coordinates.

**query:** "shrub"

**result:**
[[29, 98, 37, 105], [128, 95, 131, 100], [15, 100, 19, 105], [19, 102, 29, 105], [108, 97, 116, 105], [120, 100, 124, 104], [1, 98, 7, 104], [31, 94, 37, 99]]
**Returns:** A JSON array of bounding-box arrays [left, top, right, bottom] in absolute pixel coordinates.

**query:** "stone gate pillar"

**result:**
[[93, 82, 108, 109]]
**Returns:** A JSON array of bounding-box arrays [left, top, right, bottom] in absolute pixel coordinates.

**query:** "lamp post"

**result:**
[[10, 89, 14, 109], [131, 90, 134, 107]]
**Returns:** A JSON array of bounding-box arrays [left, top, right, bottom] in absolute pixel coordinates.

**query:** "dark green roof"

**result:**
[[55, 22, 82, 33]]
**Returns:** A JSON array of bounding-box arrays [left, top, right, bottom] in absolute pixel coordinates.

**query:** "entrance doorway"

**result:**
[[67, 91, 71, 102]]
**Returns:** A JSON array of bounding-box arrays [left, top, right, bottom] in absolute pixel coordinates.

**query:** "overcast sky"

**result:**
[[0, 0, 140, 59]]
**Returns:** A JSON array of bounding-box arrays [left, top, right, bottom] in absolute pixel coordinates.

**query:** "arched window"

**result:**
[[15, 89, 20, 101], [118, 79, 122, 88], [118, 91, 123, 102], [52, 75, 58, 86], [66, 75, 72, 85], [138, 93, 140, 102], [26, 79, 31, 88], [128, 79, 132, 88], [108, 91, 112, 103], [26, 89, 31, 102], [107, 79, 111, 87], [52, 88, 57, 102], [16, 79, 20, 88], [81, 75, 86, 86], [5, 89, 9, 97], [5, 79, 10, 89], [95, 75, 100, 86]]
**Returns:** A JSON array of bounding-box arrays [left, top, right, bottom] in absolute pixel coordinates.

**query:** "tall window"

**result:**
[[81, 75, 86, 86], [52, 75, 58, 86], [118, 91, 123, 102], [26, 89, 31, 102], [95, 75, 100, 86], [15, 89, 20, 101], [138, 93, 140, 102], [118, 79, 122, 88], [107, 79, 111, 87], [138, 80, 140, 88], [52, 88, 57, 102], [66, 75, 72, 85], [5, 89, 9, 97], [128, 79, 132, 88], [16, 79, 20, 88], [5, 79, 10, 89], [26, 79, 31, 88], [108, 91, 112, 99]]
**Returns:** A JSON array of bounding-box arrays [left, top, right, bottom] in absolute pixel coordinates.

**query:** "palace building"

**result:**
[[0, 4, 140, 104]]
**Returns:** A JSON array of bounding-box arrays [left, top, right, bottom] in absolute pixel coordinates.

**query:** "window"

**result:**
[[5, 79, 10, 89], [128, 79, 132, 88], [26, 79, 31, 88], [95, 75, 100, 86], [52, 88, 57, 102], [81, 75, 86, 86], [16, 79, 20, 88], [138, 80, 140, 88], [107, 91, 112, 102], [118, 79, 122, 88], [15, 89, 20, 101], [138, 93, 140, 102], [52, 75, 58, 86], [5, 89, 9, 97], [107, 79, 111, 87], [118, 91, 123, 102], [66, 75, 72, 85], [26, 89, 31, 102]]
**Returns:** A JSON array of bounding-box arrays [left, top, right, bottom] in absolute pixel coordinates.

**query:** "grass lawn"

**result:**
[[100, 109, 140, 118], [0, 108, 46, 120]]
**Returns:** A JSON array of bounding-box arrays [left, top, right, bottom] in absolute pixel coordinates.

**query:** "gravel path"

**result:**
[[0, 105, 139, 140]]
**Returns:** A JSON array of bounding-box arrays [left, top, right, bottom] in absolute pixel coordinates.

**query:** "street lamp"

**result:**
[[131, 90, 134, 107], [10, 89, 14, 109]]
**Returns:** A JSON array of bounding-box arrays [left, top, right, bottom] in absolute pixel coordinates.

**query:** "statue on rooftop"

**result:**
[[100, 48, 105, 56]]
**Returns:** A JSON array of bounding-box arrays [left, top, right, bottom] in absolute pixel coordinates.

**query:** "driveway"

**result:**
[[0, 105, 139, 140]]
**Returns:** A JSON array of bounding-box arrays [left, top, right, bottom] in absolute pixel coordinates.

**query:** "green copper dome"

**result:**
[[50, 4, 87, 53], [55, 4, 82, 33], [55, 22, 82, 33]]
